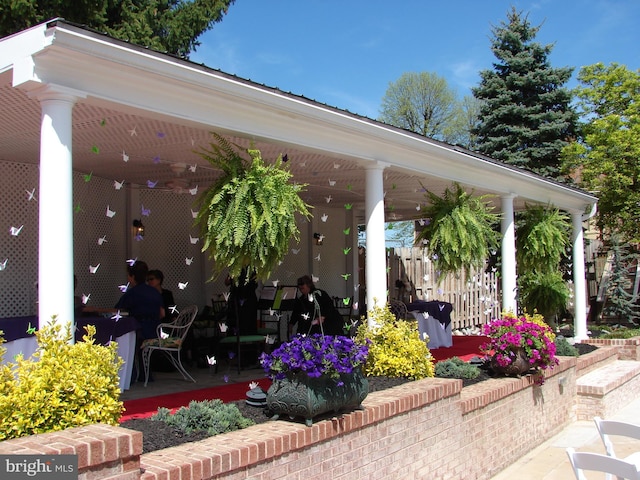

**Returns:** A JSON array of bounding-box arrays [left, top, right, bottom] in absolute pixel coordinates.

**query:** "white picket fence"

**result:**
[[388, 248, 501, 330]]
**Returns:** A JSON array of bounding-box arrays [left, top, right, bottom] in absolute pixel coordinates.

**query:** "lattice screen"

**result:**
[[0, 162, 39, 317], [73, 171, 128, 311], [0, 161, 357, 318]]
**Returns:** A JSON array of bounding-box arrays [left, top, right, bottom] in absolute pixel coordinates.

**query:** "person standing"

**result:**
[[289, 275, 344, 336]]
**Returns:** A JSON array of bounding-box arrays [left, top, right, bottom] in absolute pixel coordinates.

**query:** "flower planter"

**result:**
[[266, 368, 369, 426], [490, 348, 531, 376]]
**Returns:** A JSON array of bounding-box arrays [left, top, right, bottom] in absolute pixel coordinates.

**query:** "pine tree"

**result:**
[[472, 7, 576, 179], [0, 0, 236, 58], [603, 237, 640, 324]]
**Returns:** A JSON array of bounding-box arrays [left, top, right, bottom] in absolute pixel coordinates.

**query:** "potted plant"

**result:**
[[196, 134, 311, 369], [481, 312, 558, 384], [259, 334, 370, 426], [416, 182, 500, 279], [516, 204, 571, 329]]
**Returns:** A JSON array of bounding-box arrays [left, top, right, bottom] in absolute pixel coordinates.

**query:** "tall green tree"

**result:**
[[472, 7, 576, 179], [379, 72, 476, 147], [0, 0, 235, 58], [562, 63, 640, 242], [602, 236, 640, 324]]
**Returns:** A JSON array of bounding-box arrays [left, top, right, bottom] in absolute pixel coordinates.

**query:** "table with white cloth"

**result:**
[[407, 300, 454, 349], [0, 315, 138, 392]]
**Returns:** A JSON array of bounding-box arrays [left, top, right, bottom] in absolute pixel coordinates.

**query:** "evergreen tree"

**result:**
[[0, 0, 235, 58], [472, 7, 576, 179], [602, 237, 640, 324]]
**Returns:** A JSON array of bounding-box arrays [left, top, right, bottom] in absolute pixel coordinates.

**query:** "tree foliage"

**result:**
[[472, 7, 576, 179], [416, 183, 500, 279], [379, 71, 478, 147], [602, 236, 640, 323], [0, 0, 235, 58], [562, 63, 640, 242], [196, 134, 312, 282]]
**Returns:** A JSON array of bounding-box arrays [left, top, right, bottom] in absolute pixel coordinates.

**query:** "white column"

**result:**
[[501, 194, 517, 313], [36, 88, 77, 333], [365, 162, 388, 321], [571, 211, 588, 341]]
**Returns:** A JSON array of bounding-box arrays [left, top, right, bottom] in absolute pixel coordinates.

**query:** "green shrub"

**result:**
[[600, 328, 640, 339], [152, 399, 254, 435], [0, 321, 123, 440], [554, 336, 579, 356], [355, 304, 435, 379], [435, 357, 480, 379]]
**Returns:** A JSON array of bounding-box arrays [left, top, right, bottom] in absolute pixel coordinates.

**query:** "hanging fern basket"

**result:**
[[195, 134, 312, 281], [416, 182, 500, 280]]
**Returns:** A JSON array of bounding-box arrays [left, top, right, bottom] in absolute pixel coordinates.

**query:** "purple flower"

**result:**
[[260, 334, 369, 383]]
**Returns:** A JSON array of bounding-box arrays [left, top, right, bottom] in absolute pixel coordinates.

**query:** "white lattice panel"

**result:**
[[73, 172, 128, 311], [0, 162, 39, 316]]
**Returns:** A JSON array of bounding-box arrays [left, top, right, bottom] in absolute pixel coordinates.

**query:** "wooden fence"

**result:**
[[387, 247, 501, 330]]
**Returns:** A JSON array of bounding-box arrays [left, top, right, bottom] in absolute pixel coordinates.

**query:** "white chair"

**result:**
[[567, 447, 640, 480], [141, 305, 198, 387], [595, 416, 640, 467]]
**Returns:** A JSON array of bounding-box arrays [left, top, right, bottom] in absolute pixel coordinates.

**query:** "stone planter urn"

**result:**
[[266, 368, 369, 426], [490, 348, 531, 376]]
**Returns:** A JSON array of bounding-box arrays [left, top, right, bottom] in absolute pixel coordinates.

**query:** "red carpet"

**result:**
[[429, 335, 489, 363], [120, 336, 488, 422], [120, 377, 272, 422]]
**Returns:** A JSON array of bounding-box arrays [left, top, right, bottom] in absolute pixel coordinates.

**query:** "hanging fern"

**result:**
[[416, 182, 500, 279], [518, 271, 570, 325], [516, 204, 570, 274], [196, 135, 312, 281]]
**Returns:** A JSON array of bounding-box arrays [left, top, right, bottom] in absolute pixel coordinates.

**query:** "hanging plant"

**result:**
[[516, 204, 569, 274], [416, 182, 500, 279], [195, 133, 312, 281], [518, 271, 570, 326]]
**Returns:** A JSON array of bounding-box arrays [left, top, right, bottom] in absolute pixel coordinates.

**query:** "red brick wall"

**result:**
[[0, 348, 623, 480]]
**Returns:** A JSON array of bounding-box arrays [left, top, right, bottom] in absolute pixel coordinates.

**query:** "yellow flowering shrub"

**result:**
[[356, 304, 435, 379], [0, 321, 123, 440]]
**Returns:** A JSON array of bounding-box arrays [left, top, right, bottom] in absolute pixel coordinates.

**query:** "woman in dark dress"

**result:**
[[289, 275, 344, 336]]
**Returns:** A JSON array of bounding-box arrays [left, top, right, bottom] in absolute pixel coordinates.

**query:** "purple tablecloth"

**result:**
[[0, 316, 38, 342], [0, 315, 138, 345]]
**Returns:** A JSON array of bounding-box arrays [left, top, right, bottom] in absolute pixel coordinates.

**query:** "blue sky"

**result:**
[[191, 0, 640, 119]]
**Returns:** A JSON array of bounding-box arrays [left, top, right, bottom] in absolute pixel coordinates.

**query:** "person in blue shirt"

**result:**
[[115, 261, 164, 382], [115, 261, 164, 339]]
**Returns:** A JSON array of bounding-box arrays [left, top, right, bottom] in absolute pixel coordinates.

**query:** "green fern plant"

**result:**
[[416, 182, 500, 279], [196, 133, 312, 281], [516, 204, 570, 273]]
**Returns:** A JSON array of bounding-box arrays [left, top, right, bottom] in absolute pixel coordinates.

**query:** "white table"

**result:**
[[411, 311, 453, 349], [113, 330, 136, 391], [3, 336, 38, 362]]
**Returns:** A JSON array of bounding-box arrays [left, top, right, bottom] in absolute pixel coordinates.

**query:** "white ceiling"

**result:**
[[0, 21, 597, 223]]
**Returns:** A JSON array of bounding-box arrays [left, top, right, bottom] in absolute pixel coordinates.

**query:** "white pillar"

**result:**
[[571, 211, 588, 341], [365, 162, 388, 321], [36, 88, 77, 333], [501, 194, 517, 313]]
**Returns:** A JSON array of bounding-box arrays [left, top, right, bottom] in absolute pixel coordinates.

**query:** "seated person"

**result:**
[[147, 269, 176, 321], [289, 275, 344, 336], [115, 260, 163, 340]]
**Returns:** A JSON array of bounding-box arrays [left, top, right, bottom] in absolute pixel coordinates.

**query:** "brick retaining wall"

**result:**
[[0, 347, 625, 480]]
